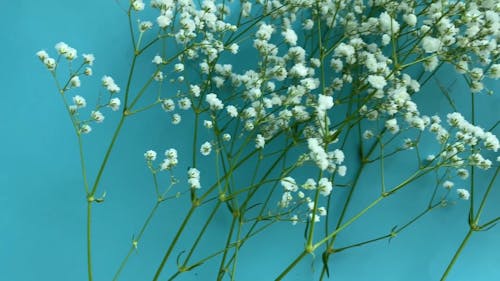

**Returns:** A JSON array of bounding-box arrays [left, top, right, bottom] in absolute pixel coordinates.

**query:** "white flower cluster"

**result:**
[[278, 176, 334, 224], [187, 168, 201, 189], [37, 43, 122, 135], [161, 148, 178, 171], [144, 148, 179, 175], [307, 138, 346, 175]]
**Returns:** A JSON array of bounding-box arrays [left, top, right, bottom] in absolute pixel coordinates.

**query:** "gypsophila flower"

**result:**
[[318, 178, 333, 196], [367, 75, 387, 90], [187, 168, 201, 189], [206, 93, 223, 110], [144, 150, 157, 161], [162, 99, 175, 111], [226, 105, 238, 117], [282, 28, 298, 46], [203, 120, 213, 128], [222, 133, 231, 141], [200, 141, 212, 156], [80, 124, 92, 134], [363, 130, 374, 139], [70, 76, 81, 88], [337, 165, 347, 177], [84, 67, 92, 76], [172, 113, 181, 125], [83, 54, 95, 65], [174, 63, 184, 72], [108, 98, 121, 111], [157, 13, 173, 28], [91, 111, 105, 123], [422, 36, 441, 53], [302, 178, 316, 190], [308, 138, 329, 170], [255, 134, 265, 149], [457, 189, 470, 200], [132, 0, 145, 11], [317, 94, 334, 112], [152, 55, 163, 65], [102, 76, 120, 93], [73, 95, 87, 108], [281, 177, 298, 192], [43, 57, 56, 70], [385, 118, 400, 134], [443, 181, 454, 189], [457, 168, 469, 180], [228, 43, 239, 54], [178, 97, 192, 110], [36, 50, 49, 60], [291, 215, 298, 226], [139, 21, 153, 32]]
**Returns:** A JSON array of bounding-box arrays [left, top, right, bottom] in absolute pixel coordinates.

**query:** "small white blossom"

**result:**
[[174, 63, 184, 72], [255, 134, 265, 149], [367, 75, 387, 90], [83, 54, 95, 65], [91, 111, 105, 123], [152, 55, 163, 65], [318, 178, 333, 196], [422, 36, 442, 53], [161, 99, 175, 111], [132, 0, 145, 11], [226, 105, 238, 117], [443, 181, 454, 189], [178, 97, 192, 110], [281, 177, 298, 192], [206, 93, 224, 110], [456, 189, 470, 200], [144, 150, 157, 161], [73, 95, 87, 108], [70, 76, 81, 88], [80, 124, 92, 134], [108, 98, 121, 111], [200, 141, 212, 156], [203, 120, 213, 128], [172, 113, 181, 125]]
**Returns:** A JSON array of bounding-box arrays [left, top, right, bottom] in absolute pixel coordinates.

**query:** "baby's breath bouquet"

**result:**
[[37, 0, 499, 280]]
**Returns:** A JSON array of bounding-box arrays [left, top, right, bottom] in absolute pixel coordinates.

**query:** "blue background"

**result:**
[[1, 1, 499, 280]]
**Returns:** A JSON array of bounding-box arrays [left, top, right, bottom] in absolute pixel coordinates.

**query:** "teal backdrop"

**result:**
[[1, 1, 499, 280]]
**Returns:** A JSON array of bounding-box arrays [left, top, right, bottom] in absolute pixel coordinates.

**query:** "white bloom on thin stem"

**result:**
[[205, 93, 224, 110], [80, 124, 92, 134], [281, 177, 298, 192], [422, 36, 442, 53], [172, 113, 181, 125], [318, 177, 333, 196], [36, 50, 49, 60], [152, 55, 163, 65], [188, 167, 201, 189], [144, 150, 157, 161], [226, 105, 238, 117], [456, 189, 470, 200], [132, 0, 145, 11], [73, 95, 87, 108], [367, 75, 387, 90], [255, 134, 265, 149], [200, 141, 212, 156], [108, 98, 121, 111], [91, 111, 105, 123], [70, 76, 81, 88], [83, 54, 95, 65]]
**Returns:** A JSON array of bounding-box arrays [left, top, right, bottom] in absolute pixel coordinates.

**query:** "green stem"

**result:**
[[440, 228, 474, 281], [87, 202, 93, 281]]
